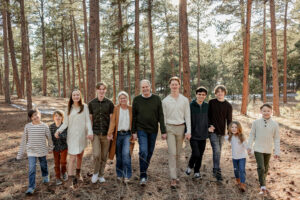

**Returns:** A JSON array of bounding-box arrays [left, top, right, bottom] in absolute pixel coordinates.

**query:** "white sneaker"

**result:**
[[140, 177, 147, 186], [185, 167, 192, 176], [99, 177, 106, 183], [91, 173, 99, 183]]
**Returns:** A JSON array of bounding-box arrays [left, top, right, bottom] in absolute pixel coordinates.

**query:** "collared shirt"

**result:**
[[162, 94, 191, 134], [118, 107, 130, 131], [88, 97, 114, 135]]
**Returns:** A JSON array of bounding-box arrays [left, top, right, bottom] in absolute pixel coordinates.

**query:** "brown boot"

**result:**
[[239, 183, 246, 192], [235, 178, 240, 185], [76, 169, 83, 182]]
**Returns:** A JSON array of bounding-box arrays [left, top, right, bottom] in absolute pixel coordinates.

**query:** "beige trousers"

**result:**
[[93, 134, 110, 176], [166, 124, 185, 179]]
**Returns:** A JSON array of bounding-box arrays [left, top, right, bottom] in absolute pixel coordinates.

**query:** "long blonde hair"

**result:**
[[228, 121, 245, 143]]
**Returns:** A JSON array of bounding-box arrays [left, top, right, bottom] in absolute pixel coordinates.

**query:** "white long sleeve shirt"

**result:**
[[162, 94, 191, 134], [247, 118, 280, 156], [225, 135, 247, 159]]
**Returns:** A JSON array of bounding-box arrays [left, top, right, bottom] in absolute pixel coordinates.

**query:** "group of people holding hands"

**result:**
[[16, 76, 280, 196]]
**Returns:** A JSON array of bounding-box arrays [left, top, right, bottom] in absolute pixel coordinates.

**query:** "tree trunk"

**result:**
[[6, 0, 22, 98], [283, 0, 288, 103], [196, 6, 200, 87], [240, 0, 246, 61], [179, 0, 191, 100], [241, 0, 252, 115], [70, 15, 75, 90], [269, 0, 280, 116], [112, 51, 116, 104], [39, 0, 47, 96], [1, 2, 11, 103], [263, 0, 267, 103], [73, 19, 82, 95], [87, 0, 98, 102], [147, 0, 155, 93], [96, 14, 101, 82], [118, 0, 125, 91], [73, 16, 86, 101], [20, 0, 32, 110], [178, 1, 182, 83], [126, 8, 131, 103], [61, 24, 66, 98], [134, 0, 140, 96], [0, 64, 3, 95], [82, 0, 89, 88], [66, 40, 71, 91], [55, 37, 61, 97]]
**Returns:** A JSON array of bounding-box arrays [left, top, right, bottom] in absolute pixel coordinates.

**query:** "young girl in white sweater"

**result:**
[[225, 121, 247, 192]]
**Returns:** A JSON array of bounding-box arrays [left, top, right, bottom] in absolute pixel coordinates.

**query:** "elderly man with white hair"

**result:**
[[132, 79, 166, 186]]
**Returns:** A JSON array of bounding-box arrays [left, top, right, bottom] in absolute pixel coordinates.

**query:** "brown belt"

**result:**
[[167, 123, 184, 126]]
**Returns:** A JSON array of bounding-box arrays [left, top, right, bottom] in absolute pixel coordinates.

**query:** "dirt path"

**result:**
[[0, 96, 299, 200]]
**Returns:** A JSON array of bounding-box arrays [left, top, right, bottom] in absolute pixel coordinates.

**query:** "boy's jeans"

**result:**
[[28, 156, 48, 189], [116, 131, 132, 179], [232, 158, 246, 183], [209, 133, 224, 173]]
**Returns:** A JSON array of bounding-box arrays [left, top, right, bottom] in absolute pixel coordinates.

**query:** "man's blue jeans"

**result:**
[[232, 158, 246, 183], [28, 156, 48, 189], [209, 133, 224, 172], [116, 131, 132, 179], [137, 130, 157, 179]]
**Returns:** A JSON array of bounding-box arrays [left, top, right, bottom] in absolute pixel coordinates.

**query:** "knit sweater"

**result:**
[[17, 122, 53, 159], [247, 118, 280, 155], [132, 94, 166, 134]]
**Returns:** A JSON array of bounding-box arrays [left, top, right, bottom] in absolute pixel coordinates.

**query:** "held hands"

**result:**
[[161, 133, 167, 140], [208, 125, 215, 133], [55, 132, 60, 138], [274, 155, 280, 159], [132, 133, 137, 141], [185, 133, 191, 141], [247, 148, 252, 155], [87, 134, 94, 141], [107, 134, 113, 140]]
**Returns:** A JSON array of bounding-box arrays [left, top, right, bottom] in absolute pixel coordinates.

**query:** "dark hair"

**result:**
[[228, 121, 245, 143], [68, 89, 84, 115], [96, 82, 107, 89], [168, 76, 181, 85], [196, 86, 208, 95], [214, 85, 227, 95], [28, 108, 40, 119], [53, 110, 64, 121], [260, 103, 272, 110]]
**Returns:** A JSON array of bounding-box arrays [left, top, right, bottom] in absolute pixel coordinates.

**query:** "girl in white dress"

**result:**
[[56, 89, 93, 187]]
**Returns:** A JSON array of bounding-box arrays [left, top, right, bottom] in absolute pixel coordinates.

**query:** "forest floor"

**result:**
[[0, 95, 300, 200]]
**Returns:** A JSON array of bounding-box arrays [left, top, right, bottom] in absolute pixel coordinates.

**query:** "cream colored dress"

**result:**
[[56, 104, 93, 155]]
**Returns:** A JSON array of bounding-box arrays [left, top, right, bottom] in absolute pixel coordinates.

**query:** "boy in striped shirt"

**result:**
[[16, 109, 53, 195]]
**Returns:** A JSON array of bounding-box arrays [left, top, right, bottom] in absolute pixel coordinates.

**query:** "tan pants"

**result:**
[[166, 124, 185, 179], [93, 134, 110, 176]]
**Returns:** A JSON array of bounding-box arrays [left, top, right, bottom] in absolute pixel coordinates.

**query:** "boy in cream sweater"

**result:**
[[247, 103, 280, 195]]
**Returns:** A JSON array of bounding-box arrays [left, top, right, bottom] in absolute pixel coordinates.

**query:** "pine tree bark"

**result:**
[[82, 0, 89, 88], [20, 0, 32, 110], [87, 0, 98, 101], [73, 19, 82, 95], [134, 0, 140, 96], [118, 0, 125, 91], [112, 51, 116, 104], [66, 40, 71, 91], [6, 0, 22, 98], [262, 0, 267, 103], [283, 0, 288, 103], [55, 37, 61, 97], [39, 0, 47, 96], [96, 15, 101, 82], [196, 5, 200, 87], [0, 64, 3, 95], [61, 24, 66, 98], [240, 0, 246, 60], [147, 0, 155, 92], [179, 0, 191, 100], [70, 15, 75, 90], [269, 0, 280, 116], [2, 2, 11, 104], [178, 1, 182, 82], [241, 0, 252, 115], [125, 8, 131, 103]]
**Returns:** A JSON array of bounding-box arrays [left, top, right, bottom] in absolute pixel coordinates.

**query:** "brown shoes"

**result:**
[[239, 183, 246, 192], [170, 179, 177, 189]]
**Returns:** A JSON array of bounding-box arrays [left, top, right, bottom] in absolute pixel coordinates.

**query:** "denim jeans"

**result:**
[[209, 133, 224, 172], [232, 158, 246, 183], [137, 130, 157, 179], [116, 131, 132, 179], [28, 156, 48, 189]]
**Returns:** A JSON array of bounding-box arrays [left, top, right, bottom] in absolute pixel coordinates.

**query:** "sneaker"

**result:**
[[62, 173, 68, 181], [99, 177, 106, 183], [185, 167, 192, 176], [117, 177, 122, 182], [215, 171, 223, 181], [140, 177, 147, 186], [124, 178, 130, 184], [259, 186, 267, 195], [170, 179, 177, 189], [56, 179, 63, 186], [25, 187, 34, 195], [91, 173, 99, 183], [194, 173, 201, 179], [42, 175, 50, 183]]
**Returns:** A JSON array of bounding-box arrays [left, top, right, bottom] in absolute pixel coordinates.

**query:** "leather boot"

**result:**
[[236, 178, 240, 185], [239, 183, 246, 192]]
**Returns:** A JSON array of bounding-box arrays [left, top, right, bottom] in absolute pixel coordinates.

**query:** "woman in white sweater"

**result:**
[[56, 89, 93, 187]]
